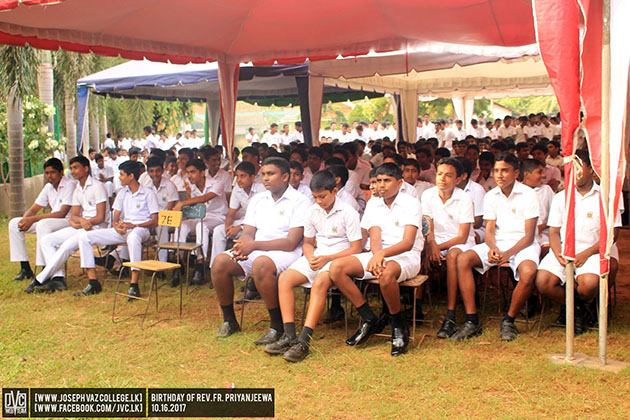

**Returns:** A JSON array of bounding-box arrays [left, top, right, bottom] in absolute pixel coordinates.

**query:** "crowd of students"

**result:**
[[8, 112, 619, 363]]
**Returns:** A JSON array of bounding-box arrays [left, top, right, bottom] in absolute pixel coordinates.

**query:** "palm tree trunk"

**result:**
[[101, 111, 107, 149], [7, 84, 25, 218], [65, 91, 77, 158], [37, 51, 54, 133]]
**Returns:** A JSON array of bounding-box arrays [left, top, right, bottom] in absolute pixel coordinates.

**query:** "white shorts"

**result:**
[[538, 252, 599, 285], [286, 256, 333, 287], [223, 249, 301, 280], [470, 240, 540, 281], [353, 250, 421, 282]]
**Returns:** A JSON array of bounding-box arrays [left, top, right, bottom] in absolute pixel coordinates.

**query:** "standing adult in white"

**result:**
[[9, 158, 75, 281], [25, 155, 110, 294]]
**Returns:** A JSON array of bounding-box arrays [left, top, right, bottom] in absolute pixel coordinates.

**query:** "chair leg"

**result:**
[[142, 272, 158, 326], [537, 298, 546, 337], [411, 289, 417, 346], [240, 277, 249, 327], [179, 268, 183, 318]]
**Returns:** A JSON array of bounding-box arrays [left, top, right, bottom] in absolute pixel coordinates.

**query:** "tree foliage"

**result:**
[[347, 97, 395, 124]]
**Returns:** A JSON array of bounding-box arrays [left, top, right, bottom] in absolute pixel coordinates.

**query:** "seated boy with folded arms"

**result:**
[[422, 158, 476, 339], [329, 163, 424, 356], [454, 153, 539, 341], [264, 169, 363, 362], [211, 157, 310, 344], [535, 150, 620, 335]]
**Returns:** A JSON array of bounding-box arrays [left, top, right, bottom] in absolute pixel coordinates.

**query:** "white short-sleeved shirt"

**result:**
[[344, 177, 366, 211], [463, 179, 486, 217], [149, 176, 179, 211], [413, 180, 433, 200], [72, 176, 110, 224], [294, 183, 314, 204], [543, 164, 561, 186], [290, 131, 304, 143], [304, 199, 362, 255], [422, 186, 475, 246], [498, 125, 516, 139], [483, 181, 539, 242], [243, 185, 311, 242], [261, 132, 281, 147], [336, 187, 360, 212], [191, 175, 228, 218], [470, 127, 485, 138], [170, 172, 187, 192], [35, 176, 76, 215], [400, 181, 420, 200], [548, 183, 621, 253], [229, 182, 265, 224], [103, 138, 116, 149], [245, 133, 259, 144], [477, 174, 497, 192], [524, 124, 541, 138], [361, 192, 424, 252], [354, 158, 371, 186], [208, 168, 233, 195], [93, 164, 114, 182], [113, 185, 159, 224], [419, 165, 436, 184], [534, 184, 555, 226]]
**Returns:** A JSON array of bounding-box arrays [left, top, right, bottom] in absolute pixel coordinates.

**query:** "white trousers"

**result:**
[[177, 216, 224, 259], [210, 224, 242, 266], [78, 227, 150, 271], [37, 226, 94, 283], [9, 217, 70, 266]]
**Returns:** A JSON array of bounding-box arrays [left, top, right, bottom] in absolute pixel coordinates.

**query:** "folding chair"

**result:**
[[156, 203, 206, 294], [112, 210, 182, 325]]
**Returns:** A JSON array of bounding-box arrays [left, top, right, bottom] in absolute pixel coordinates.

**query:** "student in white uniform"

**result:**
[[77, 160, 159, 299], [289, 161, 314, 203], [245, 127, 259, 144], [536, 150, 620, 335], [454, 153, 539, 341], [422, 158, 476, 339], [401, 158, 432, 200], [261, 123, 281, 148], [326, 164, 360, 213], [93, 153, 115, 198], [210, 162, 265, 270], [26, 156, 110, 294], [531, 143, 561, 192], [201, 146, 232, 203], [469, 119, 485, 138], [290, 121, 304, 143], [520, 159, 554, 247], [145, 157, 179, 261], [266, 170, 363, 362], [173, 159, 227, 286], [329, 163, 424, 357], [9, 158, 75, 281], [455, 157, 486, 243], [211, 157, 310, 343]]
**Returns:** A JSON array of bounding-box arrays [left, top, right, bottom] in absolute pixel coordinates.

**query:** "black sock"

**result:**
[[415, 299, 424, 315], [130, 283, 139, 290], [357, 303, 377, 323], [466, 313, 479, 325], [381, 296, 390, 315], [89, 279, 100, 287], [284, 322, 296, 339], [268, 307, 284, 332], [299, 327, 313, 345], [391, 311, 405, 330], [221, 304, 237, 324], [503, 314, 515, 324], [195, 262, 204, 272], [330, 294, 342, 309], [20, 261, 32, 273], [445, 309, 456, 322]]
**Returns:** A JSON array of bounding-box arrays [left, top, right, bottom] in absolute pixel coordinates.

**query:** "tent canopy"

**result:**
[[77, 60, 375, 104], [312, 43, 551, 98], [0, 0, 536, 64]]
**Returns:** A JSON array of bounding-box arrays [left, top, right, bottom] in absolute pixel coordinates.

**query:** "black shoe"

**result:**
[[436, 318, 457, 339], [127, 286, 141, 302], [375, 312, 390, 334], [48, 277, 67, 292], [391, 327, 409, 356], [264, 334, 296, 355], [235, 288, 261, 304], [111, 266, 130, 278], [73, 282, 102, 297], [190, 267, 205, 286], [283, 340, 310, 362], [169, 269, 180, 287], [94, 255, 115, 270], [253, 328, 283, 345], [500, 319, 518, 341], [323, 305, 345, 324], [346, 319, 380, 346], [217, 321, 240, 338], [553, 306, 566, 327], [451, 320, 482, 341], [24, 279, 42, 294], [12, 268, 34, 281], [403, 307, 425, 323], [574, 302, 587, 336]]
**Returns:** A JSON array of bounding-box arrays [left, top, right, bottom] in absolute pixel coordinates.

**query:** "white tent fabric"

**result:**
[[309, 43, 552, 142]]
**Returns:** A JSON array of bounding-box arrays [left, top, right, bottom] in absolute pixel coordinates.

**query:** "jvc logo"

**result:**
[[3, 389, 28, 417]]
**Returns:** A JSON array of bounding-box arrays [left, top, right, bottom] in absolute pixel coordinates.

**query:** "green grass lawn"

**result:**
[[1, 218, 629, 419]]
